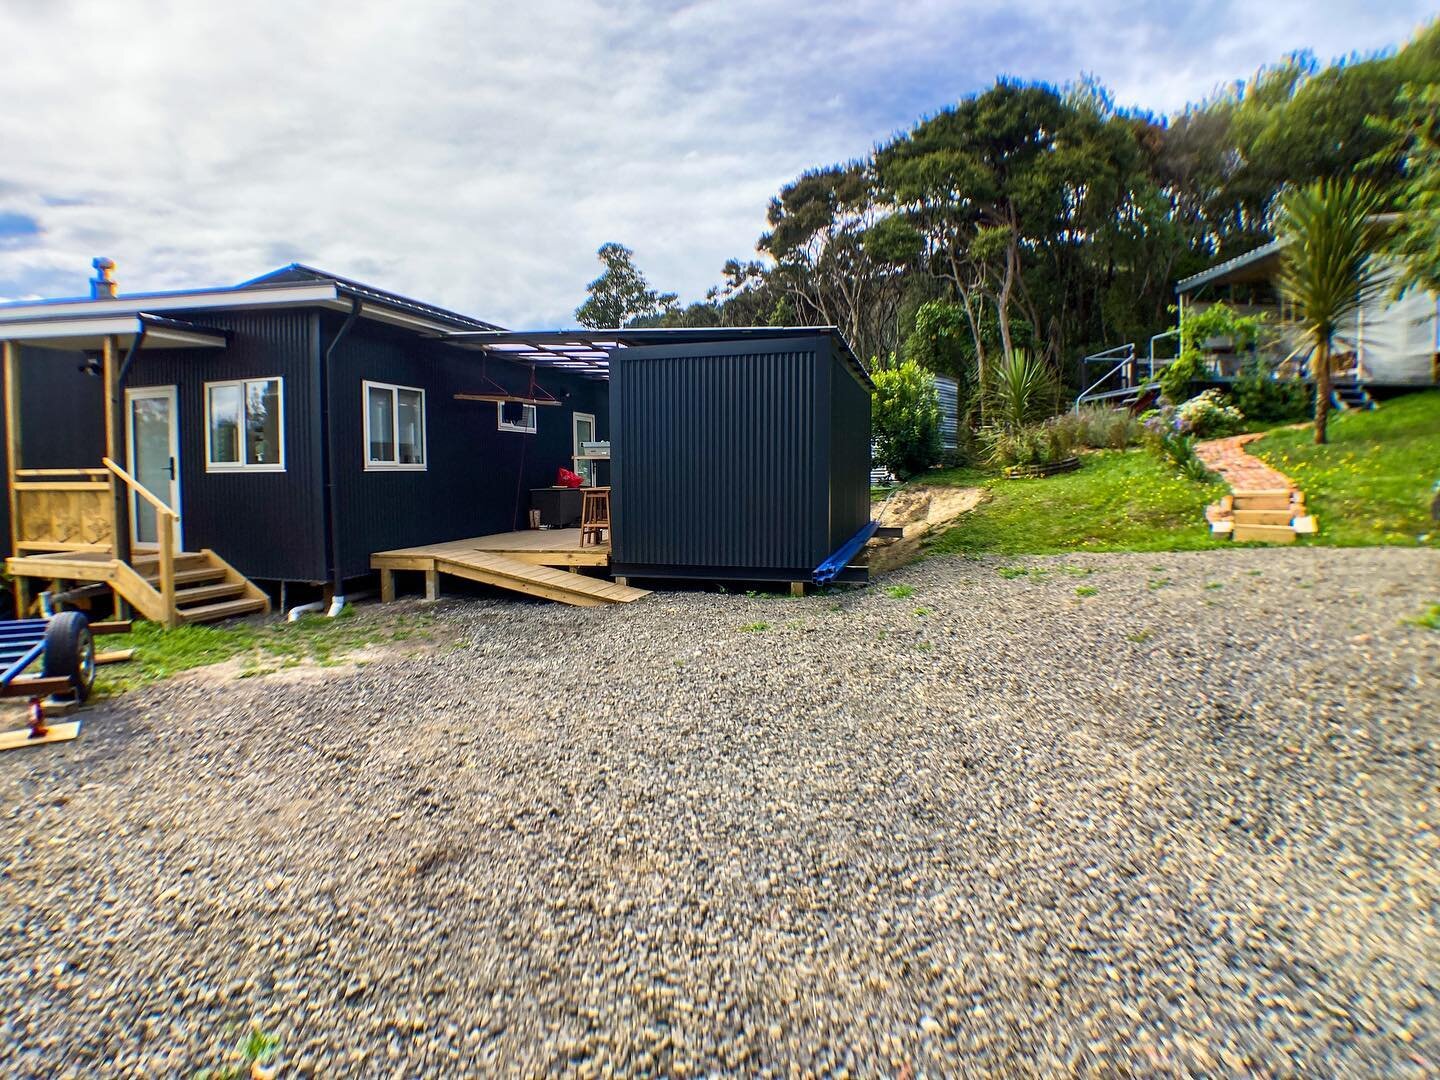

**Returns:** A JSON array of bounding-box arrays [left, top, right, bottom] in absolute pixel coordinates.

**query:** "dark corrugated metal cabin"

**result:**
[[608, 331, 872, 583]]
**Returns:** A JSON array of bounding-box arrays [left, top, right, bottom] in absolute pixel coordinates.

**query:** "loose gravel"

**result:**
[[1, 547, 1436, 1077]]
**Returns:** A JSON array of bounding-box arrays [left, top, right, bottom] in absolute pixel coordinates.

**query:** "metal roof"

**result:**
[[238, 264, 503, 331], [0, 311, 230, 350], [440, 326, 872, 387], [0, 264, 503, 335], [1175, 238, 1287, 294]]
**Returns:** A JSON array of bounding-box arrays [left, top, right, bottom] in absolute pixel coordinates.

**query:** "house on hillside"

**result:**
[[1078, 240, 1440, 409], [0, 261, 872, 625], [1175, 242, 1440, 389]]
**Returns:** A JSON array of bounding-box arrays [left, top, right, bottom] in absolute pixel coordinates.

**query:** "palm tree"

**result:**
[[1274, 178, 1383, 444]]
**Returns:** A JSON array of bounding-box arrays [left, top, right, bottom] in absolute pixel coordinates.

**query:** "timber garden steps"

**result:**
[[6, 547, 270, 626], [1195, 435, 1319, 545]]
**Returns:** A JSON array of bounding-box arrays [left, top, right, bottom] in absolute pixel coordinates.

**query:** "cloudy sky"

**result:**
[[0, 0, 1432, 325]]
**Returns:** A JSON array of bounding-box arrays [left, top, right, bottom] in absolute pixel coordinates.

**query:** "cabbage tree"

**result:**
[[1273, 178, 1383, 444]]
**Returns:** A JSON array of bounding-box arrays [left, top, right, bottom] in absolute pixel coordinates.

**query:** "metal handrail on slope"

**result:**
[[1075, 343, 1136, 410]]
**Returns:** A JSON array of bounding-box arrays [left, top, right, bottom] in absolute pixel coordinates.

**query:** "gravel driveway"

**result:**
[[1, 547, 1435, 1077]]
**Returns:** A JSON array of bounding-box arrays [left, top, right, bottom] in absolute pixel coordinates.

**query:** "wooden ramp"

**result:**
[[435, 551, 647, 606], [372, 540, 647, 607]]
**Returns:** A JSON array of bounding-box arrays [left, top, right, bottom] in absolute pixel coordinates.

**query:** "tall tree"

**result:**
[[759, 163, 907, 362], [1373, 83, 1440, 295], [1273, 178, 1383, 444], [575, 243, 678, 329]]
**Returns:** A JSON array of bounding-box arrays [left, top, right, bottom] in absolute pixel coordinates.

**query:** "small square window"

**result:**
[[365, 381, 427, 469], [206, 378, 284, 471], [497, 401, 537, 433]]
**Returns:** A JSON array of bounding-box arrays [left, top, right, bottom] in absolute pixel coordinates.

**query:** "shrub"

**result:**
[[872, 358, 942, 479], [1232, 360, 1311, 422], [982, 416, 1077, 468], [1141, 404, 1209, 478], [1175, 389, 1245, 438], [1160, 301, 1267, 405], [985, 349, 1058, 430], [1050, 405, 1143, 450]]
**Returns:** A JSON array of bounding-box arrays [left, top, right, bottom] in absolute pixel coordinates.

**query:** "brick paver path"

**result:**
[[1195, 433, 1295, 493]]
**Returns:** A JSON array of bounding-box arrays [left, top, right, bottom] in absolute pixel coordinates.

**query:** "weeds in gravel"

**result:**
[[914, 606, 931, 617], [194, 1023, 279, 1080], [94, 611, 441, 698], [885, 584, 915, 598], [1126, 629, 1153, 643], [1075, 586, 1098, 597], [1147, 577, 1171, 590], [997, 566, 1048, 580], [1206, 582, 1225, 590], [1406, 604, 1440, 630], [1061, 565, 1094, 576], [740, 622, 770, 633]]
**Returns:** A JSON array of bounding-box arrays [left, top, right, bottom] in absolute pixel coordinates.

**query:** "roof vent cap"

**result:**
[[90, 257, 117, 299]]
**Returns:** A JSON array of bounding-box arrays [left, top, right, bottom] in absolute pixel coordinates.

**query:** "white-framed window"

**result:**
[[364, 380, 427, 470], [497, 401, 537, 434], [205, 377, 285, 472]]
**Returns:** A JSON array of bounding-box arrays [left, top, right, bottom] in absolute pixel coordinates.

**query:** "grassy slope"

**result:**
[[928, 449, 1227, 556], [1248, 390, 1440, 548]]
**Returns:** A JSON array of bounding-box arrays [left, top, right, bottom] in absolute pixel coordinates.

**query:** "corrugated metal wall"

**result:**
[[326, 316, 608, 579], [128, 309, 329, 581], [611, 335, 871, 581], [934, 375, 959, 450]]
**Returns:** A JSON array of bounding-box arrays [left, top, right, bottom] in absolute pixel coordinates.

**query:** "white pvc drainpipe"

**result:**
[[286, 600, 325, 622]]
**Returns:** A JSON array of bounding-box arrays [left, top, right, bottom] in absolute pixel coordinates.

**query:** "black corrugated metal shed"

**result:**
[[608, 330, 872, 584], [439, 325, 878, 586]]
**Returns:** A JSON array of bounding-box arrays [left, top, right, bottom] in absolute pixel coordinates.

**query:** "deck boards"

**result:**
[[372, 529, 610, 567], [372, 531, 645, 607]]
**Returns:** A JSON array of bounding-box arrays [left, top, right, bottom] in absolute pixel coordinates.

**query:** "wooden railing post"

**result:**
[[159, 511, 177, 629]]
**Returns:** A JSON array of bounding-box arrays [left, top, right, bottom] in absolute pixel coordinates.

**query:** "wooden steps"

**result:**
[[1231, 522, 1297, 544], [1221, 490, 1314, 544], [176, 596, 268, 624], [1233, 508, 1293, 526], [7, 547, 270, 626]]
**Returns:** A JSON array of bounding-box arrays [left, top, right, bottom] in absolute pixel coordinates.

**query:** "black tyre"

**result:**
[[42, 611, 95, 703]]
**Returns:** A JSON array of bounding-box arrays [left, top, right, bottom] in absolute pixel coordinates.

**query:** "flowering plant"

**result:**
[[1175, 389, 1245, 437]]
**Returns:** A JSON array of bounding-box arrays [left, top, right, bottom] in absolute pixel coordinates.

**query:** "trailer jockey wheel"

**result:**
[[42, 612, 95, 704]]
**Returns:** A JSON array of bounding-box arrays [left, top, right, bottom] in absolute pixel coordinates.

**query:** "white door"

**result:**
[[573, 412, 596, 486], [125, 386, 181, 547]]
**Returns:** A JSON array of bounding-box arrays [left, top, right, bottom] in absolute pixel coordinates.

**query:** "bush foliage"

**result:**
[[872, 358, 943, 479], [1175, 389, 1246, 437], [1232, 360, 1312, 422]]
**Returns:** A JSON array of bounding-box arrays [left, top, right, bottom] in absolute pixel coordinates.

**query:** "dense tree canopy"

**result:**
[[583, 20, 1439, 396]]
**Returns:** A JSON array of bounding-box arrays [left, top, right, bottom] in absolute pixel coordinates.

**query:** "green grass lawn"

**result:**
[[928, 449, 1227, 556], [94, 609, 443, 698], [1248, 390, 1440, 547]]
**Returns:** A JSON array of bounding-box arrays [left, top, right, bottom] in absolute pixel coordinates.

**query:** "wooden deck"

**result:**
[[371, 529, 647, 607], [372, 528, 609, 568]]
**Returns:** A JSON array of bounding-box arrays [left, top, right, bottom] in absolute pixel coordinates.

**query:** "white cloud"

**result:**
[[0, 0, 1431, 323]]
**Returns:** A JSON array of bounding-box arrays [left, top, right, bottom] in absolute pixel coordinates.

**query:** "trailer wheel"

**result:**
[[42, 612, 95, 703]]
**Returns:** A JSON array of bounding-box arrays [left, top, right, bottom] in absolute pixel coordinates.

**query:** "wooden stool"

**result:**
[[579, 486, 610, 547]]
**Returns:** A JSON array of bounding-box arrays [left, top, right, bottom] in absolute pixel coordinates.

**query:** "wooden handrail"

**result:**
[[102, 457, 177, 520], [15, 467, 110, 477], [101, 457, 178, 627]]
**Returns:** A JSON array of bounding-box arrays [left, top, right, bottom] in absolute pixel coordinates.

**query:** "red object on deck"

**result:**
[[556, 467, 584, 488]]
